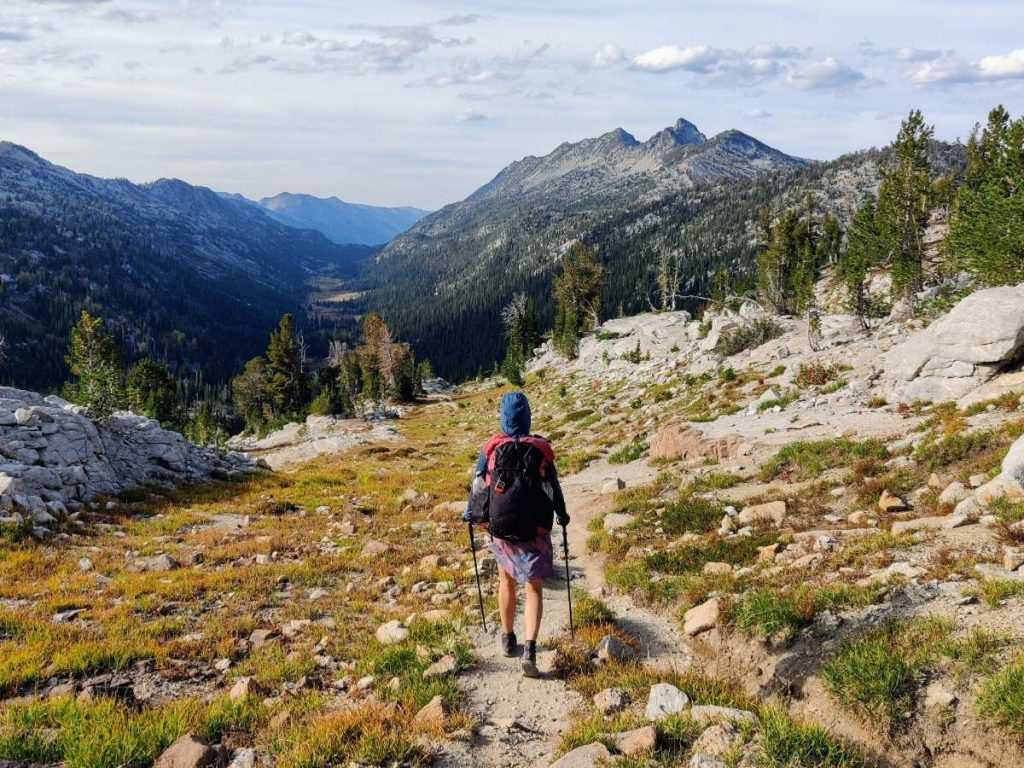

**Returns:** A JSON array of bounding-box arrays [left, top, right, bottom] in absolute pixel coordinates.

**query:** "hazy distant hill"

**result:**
[[253, 192, 428, 246]]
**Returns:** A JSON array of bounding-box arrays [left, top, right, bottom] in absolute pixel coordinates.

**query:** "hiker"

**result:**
[[464, 391, 569, 678]]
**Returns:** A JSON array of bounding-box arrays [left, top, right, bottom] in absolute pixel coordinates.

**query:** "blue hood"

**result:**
[[500, 391, 532, 438]]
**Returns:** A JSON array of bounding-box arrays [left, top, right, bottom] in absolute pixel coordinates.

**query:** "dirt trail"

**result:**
[[437, 459, 689, 767]]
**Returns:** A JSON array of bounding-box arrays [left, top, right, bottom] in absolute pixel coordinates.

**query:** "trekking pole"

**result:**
[[561, 523, 574, 639], [468, 521, 488, 632]]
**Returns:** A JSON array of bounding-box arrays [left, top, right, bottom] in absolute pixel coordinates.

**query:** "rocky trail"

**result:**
[[438, 458, 689, 767]]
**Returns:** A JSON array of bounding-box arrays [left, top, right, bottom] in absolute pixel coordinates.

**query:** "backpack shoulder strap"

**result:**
[[521, 435, 555, 463]]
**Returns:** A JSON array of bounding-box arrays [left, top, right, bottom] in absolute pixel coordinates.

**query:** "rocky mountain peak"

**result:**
[[645, 118, 707, 150]]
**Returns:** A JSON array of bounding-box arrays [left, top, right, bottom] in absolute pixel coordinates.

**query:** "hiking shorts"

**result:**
[[491, 531, 555, 583]]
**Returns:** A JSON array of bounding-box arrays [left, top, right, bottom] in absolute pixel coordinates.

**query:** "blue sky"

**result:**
[[1, 0, 1022, 208]]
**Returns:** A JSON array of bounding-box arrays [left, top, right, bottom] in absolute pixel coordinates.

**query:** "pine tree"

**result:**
[[553, 242, 604, 359], [948, 105, 1024, 285], [266, 314, 307, 416], [876, 109, 934, 301], [126, 358, 181, 424], [838, 198, 885, 322], [64, 310, 125, 418], [232, 356, 272, 431]]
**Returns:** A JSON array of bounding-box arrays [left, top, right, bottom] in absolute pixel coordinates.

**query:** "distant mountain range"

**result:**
[[246, 193, 429, 247], [362, 118, 814, 377], [0, 142, 375, 388]]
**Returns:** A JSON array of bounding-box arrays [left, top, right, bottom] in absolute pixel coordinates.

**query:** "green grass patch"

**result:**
[[646, 534, 777, 574], [759, 438, 889, 482], [731, 585, 882, 644], [978, 655, 1024, 736], [608, 439, 649, 465]]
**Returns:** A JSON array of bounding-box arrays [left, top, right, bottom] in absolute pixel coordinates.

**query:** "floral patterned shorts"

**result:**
[[490, 531, 555, 583]]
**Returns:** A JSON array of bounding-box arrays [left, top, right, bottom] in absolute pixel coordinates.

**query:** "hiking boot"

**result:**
[[521, 640, 541, 678], [501, 632, 517, 658]]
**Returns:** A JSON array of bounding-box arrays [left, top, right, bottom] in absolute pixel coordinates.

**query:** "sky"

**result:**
[[1, 1, 1023, 209]]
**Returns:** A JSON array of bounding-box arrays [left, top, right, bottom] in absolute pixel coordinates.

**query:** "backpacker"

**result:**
[[469, 434, 555, 542]]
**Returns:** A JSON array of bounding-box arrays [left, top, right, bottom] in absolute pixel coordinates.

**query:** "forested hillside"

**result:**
[[0, 143, 374, 390], [360, 137, 963, 380]]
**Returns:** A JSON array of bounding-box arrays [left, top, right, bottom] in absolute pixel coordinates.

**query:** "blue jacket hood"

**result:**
[[500, 391, 532, 438]]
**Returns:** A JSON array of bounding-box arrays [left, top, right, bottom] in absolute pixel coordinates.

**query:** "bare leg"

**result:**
[[498, 567, 517, 634], [524, 579, 543, 642]]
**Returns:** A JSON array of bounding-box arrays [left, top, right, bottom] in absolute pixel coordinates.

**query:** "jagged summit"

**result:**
[[645, 118, 707, 150]]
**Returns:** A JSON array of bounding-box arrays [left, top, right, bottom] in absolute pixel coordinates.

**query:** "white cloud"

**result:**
[[747, 107, 772, 118], [786, 56, 865, 90], [592, 42, 625, 68], [893, 46, 943, 62], [631, 44, 721, 73], [747, 42, 805, 59], [455, 108, 490, 122], [909, 48, 1024, 84]]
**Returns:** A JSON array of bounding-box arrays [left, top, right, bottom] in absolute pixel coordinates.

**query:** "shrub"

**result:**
[[714, 318, 783, 357], [794, 361, 839, 388]]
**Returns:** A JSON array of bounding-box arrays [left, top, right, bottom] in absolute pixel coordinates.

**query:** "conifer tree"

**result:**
[[838, 198, 884, 323], [266, 314, 307, 416], [876, 109, 934, 300], [553, 242, 604, 359], [948, 105, 1024, 285], [64, 311, 125, 418], [232, 357, 272, 431], [126, 358, 181, 424]]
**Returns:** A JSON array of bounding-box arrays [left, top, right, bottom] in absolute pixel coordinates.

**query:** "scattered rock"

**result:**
[[593, 687, 630, 715], [248, 629, 278, 648], [601, 478, 626, 494], [683, 598, 720, 637], [375, 620, 409, 645], [129, 554, 179, 573], [690, 755, 729, 768], [646, 683, 690, 721], [549, 743, 612, 768], [737, 501, 786, 527], [593, 635, 636, 664], [878, 490, 910, 513], [362, 540, 392, 557], [611, 725, 658, 757], [423, 655, 457, 679], [649, 423, 742, 462], [691, 722, 742, 758], [1004, 547, 1024, 572], [938, 482, 969, 505], [702, 562, 732, 575], [924, 683, 958, 708], [229, 676, 263, 701], [412, 694, 447, 729], [884, 285, 1024, 402], [603, 513, 635, 532], [153, 734, 224, 768]]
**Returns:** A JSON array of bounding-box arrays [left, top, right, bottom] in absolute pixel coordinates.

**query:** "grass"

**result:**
[[977, 577, 1024, 607], [757, 705, 865, 768], [608, 438, 649, 465], [731, 585, 882, 644], [660, 496, 722, 535], [759, 438, 889, 482], [978, 655, 1024, 736], [646, 533, 778, 574]]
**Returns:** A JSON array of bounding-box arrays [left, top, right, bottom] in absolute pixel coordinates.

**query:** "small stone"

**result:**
[[412, 694, 447, 729], [78, 557, 94, 572], [689, 704, 758, 726], [646, 683, 690, 721], [969, 473, 987, 488], [603, 513, 635, 531], [356, 675, 375, 691], [702, 562, 732, 575], [757, 543, 781, 563], [690, 756, 728, 768], [130, 554, 179, 573], [423, 655, 458, 679], [362, 540, 391, 557], [593, 687, 630, 715], [938, 482, 969, 505], [691, 722, 742, 758], [375, 620, 409, 645], [593, 634, 636, 664], [248, 629, 279, 648], [737, 500, 786, 527], [549, 743, 612, 768], [1004, 547, 1024, 572], [602, 478, 626, 494], [878, 490, 910, 513], [214, 658, 232, 673], [611, 725, 658, 757], [419, 609, 452, 624], [153, 734, 222, 768], [683, 598, 720, 637], [229, 676, 263, 701], [924, 683, 958, 708]]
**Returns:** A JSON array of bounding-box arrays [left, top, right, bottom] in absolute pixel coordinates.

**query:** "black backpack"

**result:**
[[470, 439, 554, 542]]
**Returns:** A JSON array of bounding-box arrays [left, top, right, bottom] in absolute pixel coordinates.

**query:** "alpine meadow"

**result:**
[[2, 2, 1024, 768]]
